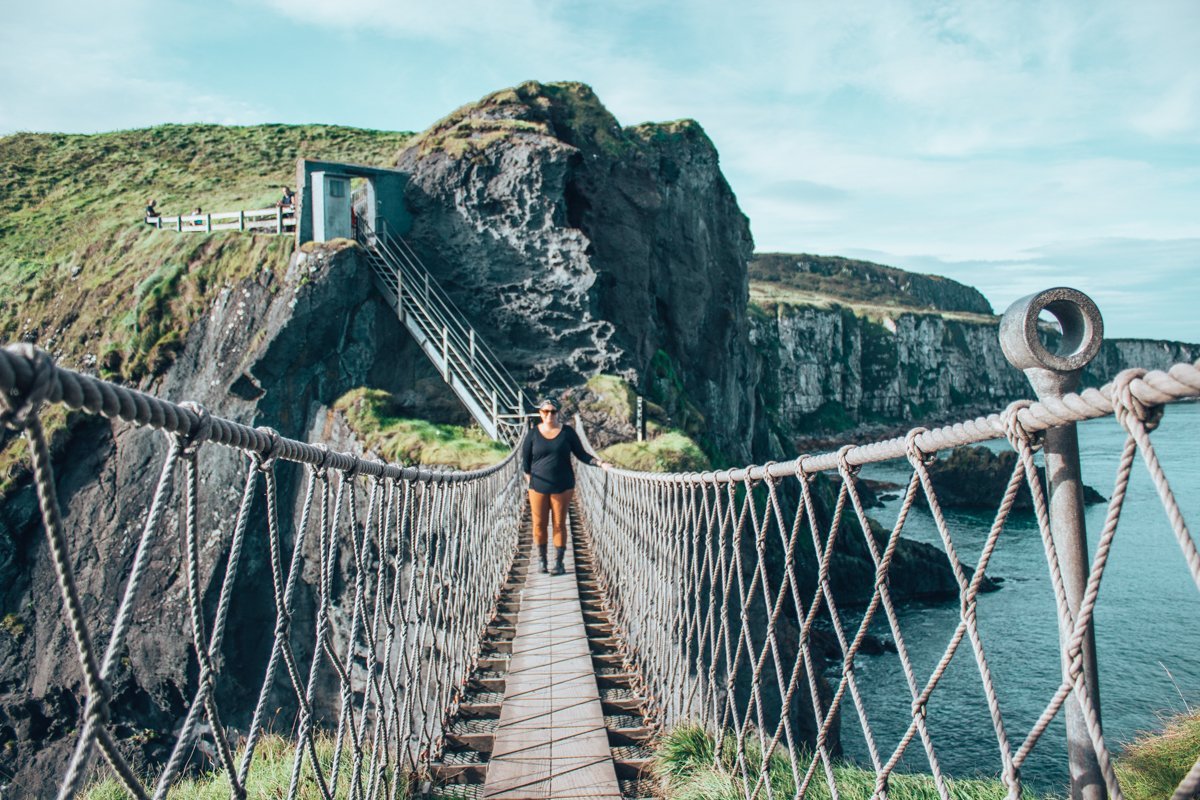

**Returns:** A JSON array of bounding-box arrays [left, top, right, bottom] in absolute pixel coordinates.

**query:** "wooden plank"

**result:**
[[484, 514, 622, 800]]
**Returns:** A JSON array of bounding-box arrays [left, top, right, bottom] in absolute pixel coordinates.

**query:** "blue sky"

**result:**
[[2, 0, 1198, 341]]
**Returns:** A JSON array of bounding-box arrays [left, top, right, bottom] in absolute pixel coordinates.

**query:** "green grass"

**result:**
[[656, 714, 1200, 799], [653, 723, 1032, 800], [601, 430, 710, 472], [82, 732, 406, 799], [334, 387, 509, 470], [1115, 710, 1200, 800], [0, 123, 412, 380], [0, 403, 83, 495], [408, 80, 703, 162], [748, 253, 993, 317], [581, 373, 640, 422]]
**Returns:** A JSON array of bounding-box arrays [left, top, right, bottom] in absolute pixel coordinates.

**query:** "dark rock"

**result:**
[[919, 445, 1107, 512], [395, 81, 763, 463]]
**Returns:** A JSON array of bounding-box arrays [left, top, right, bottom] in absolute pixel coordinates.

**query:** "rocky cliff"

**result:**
[[395, 81, 764, 463], [751, 252, 994, 315], [749, 279, 1200, 440], [0, 242, 458, 793]]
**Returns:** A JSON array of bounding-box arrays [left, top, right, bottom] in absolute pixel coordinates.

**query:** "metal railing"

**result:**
[[357, 219, 532, 443], [0, 344, 524, 800], [574, 288, 1200, 800], [146, 206, 296, 234]]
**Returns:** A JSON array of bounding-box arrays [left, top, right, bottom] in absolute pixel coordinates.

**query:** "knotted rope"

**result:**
[[574, 357, 1200, 800], [0, 345, 522, 800]]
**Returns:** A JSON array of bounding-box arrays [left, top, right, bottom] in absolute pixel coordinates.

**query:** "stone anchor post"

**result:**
[[999, 287, 1106, 800]]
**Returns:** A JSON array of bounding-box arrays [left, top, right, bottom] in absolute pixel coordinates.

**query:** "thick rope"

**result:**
[[6, 341, 1200, 798], [0, 345, 522, 799], [573, 358, 1200, 800]]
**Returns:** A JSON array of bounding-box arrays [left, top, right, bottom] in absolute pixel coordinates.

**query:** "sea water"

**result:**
[[840, 401, 1200, 792]]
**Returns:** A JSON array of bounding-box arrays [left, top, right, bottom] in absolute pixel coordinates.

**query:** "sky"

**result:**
[[2, 0, 1198, 341]]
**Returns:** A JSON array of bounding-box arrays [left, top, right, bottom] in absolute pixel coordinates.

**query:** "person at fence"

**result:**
[[191, 206, 202, 216], [522, 398, 610, 575], [277, 186, 295, 207], [144, 199, 158, 222]]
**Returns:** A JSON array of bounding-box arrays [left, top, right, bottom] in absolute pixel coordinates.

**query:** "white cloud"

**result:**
[[252, 0, 566, 44], [0, 0, 269, 134]]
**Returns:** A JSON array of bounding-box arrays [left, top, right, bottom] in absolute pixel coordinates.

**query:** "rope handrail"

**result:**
[[596, 357, 1200, 484], [574, 356, 1200, 800], [0, 343, 513, 482], [0, 341, 524, 799]]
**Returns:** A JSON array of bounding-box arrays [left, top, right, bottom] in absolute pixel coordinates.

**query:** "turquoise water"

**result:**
[[840, 402, 1200, 792]]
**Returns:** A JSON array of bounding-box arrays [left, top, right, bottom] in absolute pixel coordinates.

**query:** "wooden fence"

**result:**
[[146, 206, 295, 234]]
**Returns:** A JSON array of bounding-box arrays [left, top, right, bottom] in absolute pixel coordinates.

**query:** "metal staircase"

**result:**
[[356, 220, 532, 443]]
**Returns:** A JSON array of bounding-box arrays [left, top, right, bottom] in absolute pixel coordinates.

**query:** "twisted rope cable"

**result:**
[[1, 344, 522, 798], [575, 357, 1200, 800]]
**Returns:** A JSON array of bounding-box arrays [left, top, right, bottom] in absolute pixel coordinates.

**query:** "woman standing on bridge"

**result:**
[[522, 398, 609, 575]]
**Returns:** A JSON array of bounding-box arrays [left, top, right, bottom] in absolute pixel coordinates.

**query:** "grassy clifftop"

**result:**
[[0, 123, 412, 380], [750, 252, 994, 319]]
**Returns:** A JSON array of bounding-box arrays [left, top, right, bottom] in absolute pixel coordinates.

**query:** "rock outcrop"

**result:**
[[750, 298, 1200, 439], [919, 445, 1107, 511], [395, 81, 763, 463], [751, 253, 994, 315], [0, 242, 452, 794]]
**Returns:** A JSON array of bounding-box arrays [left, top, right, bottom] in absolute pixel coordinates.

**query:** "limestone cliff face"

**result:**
[[395, 81, 761, 462], [751, 301, 1200, 437], [0, 243, 449, 795]]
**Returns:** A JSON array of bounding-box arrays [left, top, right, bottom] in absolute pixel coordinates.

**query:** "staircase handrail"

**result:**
[[366, 229, 523, 413], [376, 233, 516, 403], [356, 219, 533, 439]]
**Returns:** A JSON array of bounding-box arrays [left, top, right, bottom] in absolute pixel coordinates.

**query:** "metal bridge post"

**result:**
[[999, 287, 1106, 800]]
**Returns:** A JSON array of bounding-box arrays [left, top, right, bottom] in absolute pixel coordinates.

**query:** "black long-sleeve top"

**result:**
[[522, 424, 598, 494]]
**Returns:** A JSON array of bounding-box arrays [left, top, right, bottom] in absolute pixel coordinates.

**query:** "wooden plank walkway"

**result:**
[[483, 516, 622, 800]]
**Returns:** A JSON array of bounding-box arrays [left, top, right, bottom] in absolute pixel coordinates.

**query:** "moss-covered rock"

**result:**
[[335, 387, 508, 469], [601, 431, 710, 473]]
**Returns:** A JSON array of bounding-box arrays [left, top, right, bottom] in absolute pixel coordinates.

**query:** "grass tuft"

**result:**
[[82, 732, 407, 799], [335, 387, 509, 470], [601, 431, 710, 473], [1115, 710, 1200, 800], [653, 722, 1034, 799]]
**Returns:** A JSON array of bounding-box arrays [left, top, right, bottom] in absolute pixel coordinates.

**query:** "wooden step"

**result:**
[[444, 716, 498, 751], [430, 747, 489, 783]]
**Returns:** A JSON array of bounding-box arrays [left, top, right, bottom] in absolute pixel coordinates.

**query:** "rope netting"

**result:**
[[574, 360, 1200, 800], [0, 344, 523, 800]]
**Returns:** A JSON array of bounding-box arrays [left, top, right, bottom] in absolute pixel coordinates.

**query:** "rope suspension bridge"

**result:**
[[2, 282, 1200, 800]]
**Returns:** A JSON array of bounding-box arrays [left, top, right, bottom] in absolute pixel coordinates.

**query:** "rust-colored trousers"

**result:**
[[528, 489, 573, 548]]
